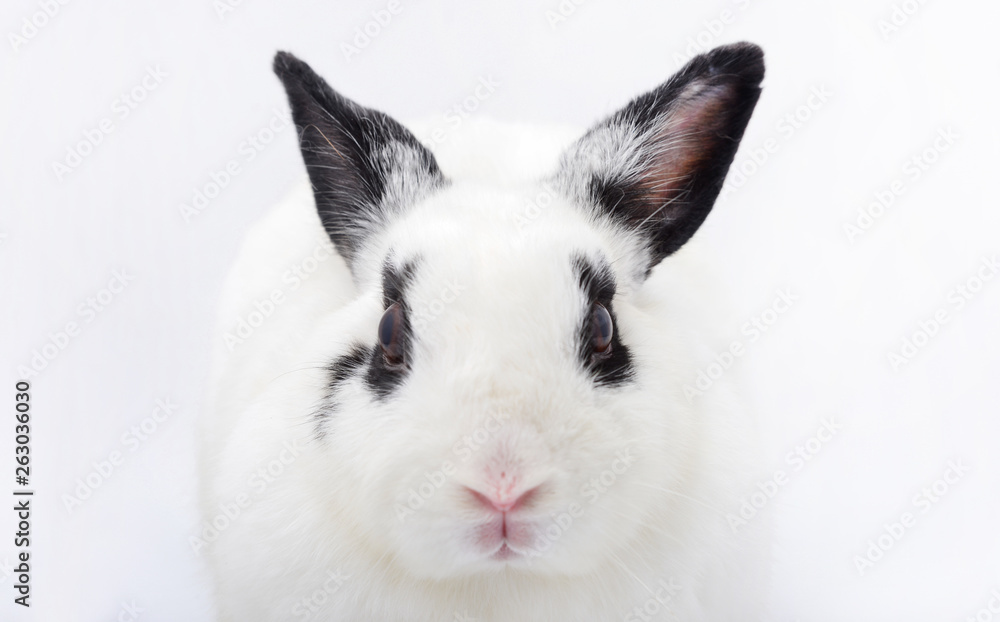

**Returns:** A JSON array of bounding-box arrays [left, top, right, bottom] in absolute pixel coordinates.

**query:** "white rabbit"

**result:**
[[198, 43, 770, 621]]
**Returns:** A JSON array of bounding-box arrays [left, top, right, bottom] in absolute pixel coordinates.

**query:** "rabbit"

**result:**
[[197, 42, 769, 622]]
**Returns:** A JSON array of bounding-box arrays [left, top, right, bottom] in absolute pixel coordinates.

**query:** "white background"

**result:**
[[2, 0, 999, 620]]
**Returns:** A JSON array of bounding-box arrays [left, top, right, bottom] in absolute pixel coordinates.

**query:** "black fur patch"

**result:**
[[328, 344, 370, 389], [315, 343, 370, 438], [572, 255, 634, 387], [365, 260, 417, 399]]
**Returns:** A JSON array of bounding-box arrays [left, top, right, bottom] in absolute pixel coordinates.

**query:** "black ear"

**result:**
[[557, 42, 764, 270], [273, 51, 445, 269]]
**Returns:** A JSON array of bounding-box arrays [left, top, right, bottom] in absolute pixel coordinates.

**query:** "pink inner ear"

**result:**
[[635, 83, 734, 224]]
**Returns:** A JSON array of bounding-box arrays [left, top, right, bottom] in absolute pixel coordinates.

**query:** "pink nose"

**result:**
[[466, 485, 540, 514]]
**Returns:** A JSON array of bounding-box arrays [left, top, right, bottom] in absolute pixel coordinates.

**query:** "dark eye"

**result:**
[[378, 302, 406, 367], [591, 302, 614, 356]]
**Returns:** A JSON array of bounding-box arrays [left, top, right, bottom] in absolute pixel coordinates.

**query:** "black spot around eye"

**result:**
[[365, 259, 417, 399], [573, 255, 634, 387], [314, 260, 418, 439]]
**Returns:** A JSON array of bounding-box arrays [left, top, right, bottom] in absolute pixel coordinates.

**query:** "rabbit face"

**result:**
[[323, 184, 679, 578], [272, 42, 764, 581]]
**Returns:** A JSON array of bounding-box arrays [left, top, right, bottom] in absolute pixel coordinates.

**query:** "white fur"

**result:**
[[198, 118, 769, 621]]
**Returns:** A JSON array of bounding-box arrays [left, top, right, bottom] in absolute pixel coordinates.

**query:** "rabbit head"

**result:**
[[272, 43, 764, 581]]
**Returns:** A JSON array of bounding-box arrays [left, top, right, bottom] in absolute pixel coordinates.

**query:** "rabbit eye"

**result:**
[[591, 302, 614, 355], [378, 302, 406, 367]]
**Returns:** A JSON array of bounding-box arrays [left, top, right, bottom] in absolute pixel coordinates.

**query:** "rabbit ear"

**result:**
[[557, 42, 764, 271], [274, 51, 445, 270]]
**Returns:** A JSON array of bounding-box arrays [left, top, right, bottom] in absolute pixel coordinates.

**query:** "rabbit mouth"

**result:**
[[491, 542, 518, 561], [487, 539, 539, 564], [475, 518, 540, 562]]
